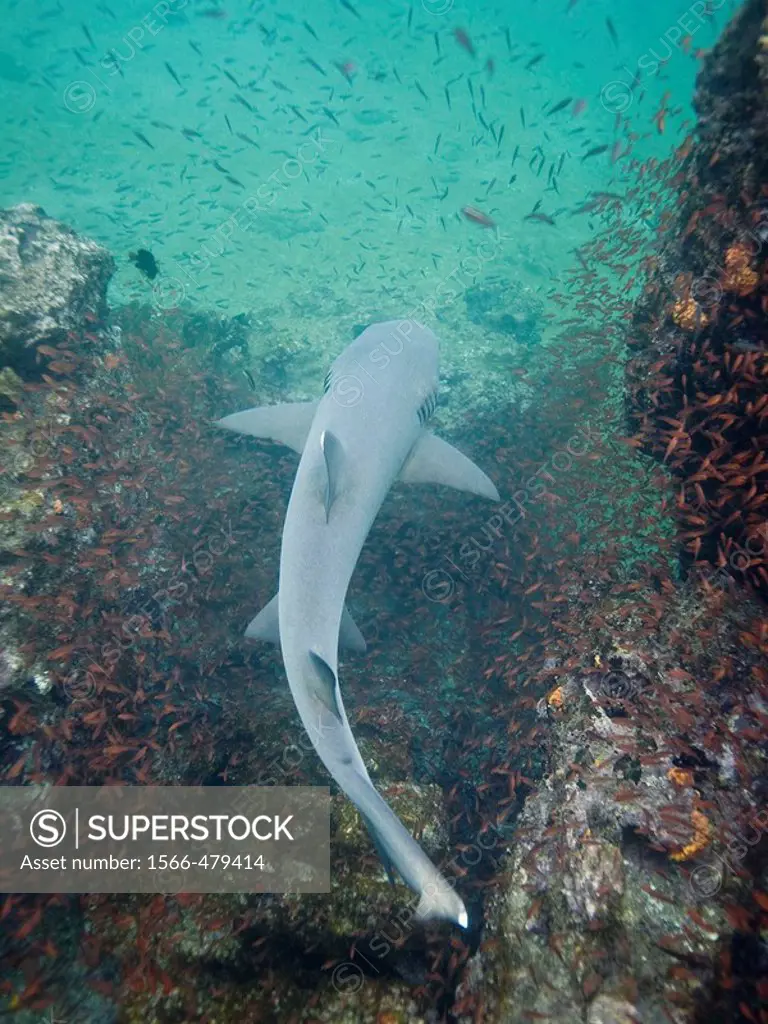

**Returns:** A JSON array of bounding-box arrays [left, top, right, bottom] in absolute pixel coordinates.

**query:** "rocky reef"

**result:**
[[626, 0, 768, 602], [0, 204, 117, 699], [454, 576, 768, 1023], [0, 204, 114, 381]]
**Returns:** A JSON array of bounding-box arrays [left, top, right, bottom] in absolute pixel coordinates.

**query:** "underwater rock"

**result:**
[[455, 579, 766, 1023], [249, 782, 454, 944], [292, 977, 427, 1023], [0, 203, 114, 374], [0, 635, 49, 696], [587, 994, 641, 1024], [560, 839, 624, 927], [464, 277, 543, 346], [625, 0, 768, 600], [0, 366, 22, 410], [86, 786, 454, 1023]]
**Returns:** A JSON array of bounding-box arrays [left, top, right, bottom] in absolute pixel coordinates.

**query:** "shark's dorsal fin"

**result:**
[[245, 594, 367, 654], [216, 401, 318, 454], [308, 650, 343, 722], [320, 429, 344, 522], [400, 432, 500, 501]]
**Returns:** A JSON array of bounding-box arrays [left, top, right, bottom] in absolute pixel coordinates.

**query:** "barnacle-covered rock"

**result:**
[[293, 980, 427, 1024], [560, 839, 624, 925], [0, 366, 22, 408], [587, 994, 641, 1024]]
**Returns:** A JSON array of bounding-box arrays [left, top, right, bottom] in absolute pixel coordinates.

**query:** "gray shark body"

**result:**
[[217, 320, 499, 926]]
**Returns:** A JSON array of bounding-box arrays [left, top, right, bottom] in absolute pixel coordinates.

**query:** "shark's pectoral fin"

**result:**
[[320, 429, 344, 522], [244, 594, 366, 654], [245, 594, 280, 643], [339, 607, 367, 654], [400, 432, 500, 501], [308, 650, 343, 722], [215, 401, 318, 454]]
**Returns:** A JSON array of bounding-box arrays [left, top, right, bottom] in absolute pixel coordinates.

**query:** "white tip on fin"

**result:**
[[400, 432, 500, 501], [216, 400, 318, 454], [414, 888, 469, 929]]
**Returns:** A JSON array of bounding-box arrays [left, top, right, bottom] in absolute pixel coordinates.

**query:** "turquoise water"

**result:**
[[5, 0, 728, 345]]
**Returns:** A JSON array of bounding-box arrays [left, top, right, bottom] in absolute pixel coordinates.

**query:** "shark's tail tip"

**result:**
[[415, 888, 469, 929]]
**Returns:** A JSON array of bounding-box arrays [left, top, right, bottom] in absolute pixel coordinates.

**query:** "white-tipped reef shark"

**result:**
[[216, 320, 499, 927]]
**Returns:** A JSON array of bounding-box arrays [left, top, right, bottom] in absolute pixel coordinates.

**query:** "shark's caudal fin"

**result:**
[[349, 777, 469, 929], [415, 888, 469, 928], [361, 812, 398, 887], [216, 401, 318, 453], [245, 593, 367, 653], [400, 433, 500, 502]]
